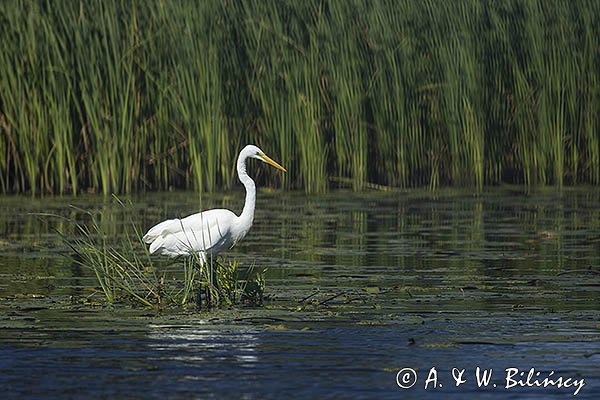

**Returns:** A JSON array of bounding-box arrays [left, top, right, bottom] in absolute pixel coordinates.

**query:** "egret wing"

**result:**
[[144, 209, 237, 258]]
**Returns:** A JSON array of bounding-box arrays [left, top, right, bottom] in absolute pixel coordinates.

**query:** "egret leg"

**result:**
[[195, 285, 202, 310], [195, 261, 205, 310], [195, 259, 216, 309], [205, 258, 214, 308]]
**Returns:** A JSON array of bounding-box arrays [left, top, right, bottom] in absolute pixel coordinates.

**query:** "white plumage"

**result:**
[[143, 145, 286, 260]]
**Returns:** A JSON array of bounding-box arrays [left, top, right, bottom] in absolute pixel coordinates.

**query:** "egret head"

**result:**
[[244, 145, 287, 172]]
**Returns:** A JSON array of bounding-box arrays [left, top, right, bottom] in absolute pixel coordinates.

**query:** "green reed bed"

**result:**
[[0, 0, 598, 195]]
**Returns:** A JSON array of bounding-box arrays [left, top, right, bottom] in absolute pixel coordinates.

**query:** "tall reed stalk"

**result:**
[[0, 0, 598, 194]]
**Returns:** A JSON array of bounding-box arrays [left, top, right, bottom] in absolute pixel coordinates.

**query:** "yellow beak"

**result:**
[[259, 153, 287, 172]]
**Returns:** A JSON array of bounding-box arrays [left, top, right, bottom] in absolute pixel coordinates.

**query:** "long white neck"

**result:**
[[237, 152, 256, 227]]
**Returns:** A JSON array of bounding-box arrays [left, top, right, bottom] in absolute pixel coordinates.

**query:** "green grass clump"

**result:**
[[58, 199, 265, 309], [1, 0, 598, 194]]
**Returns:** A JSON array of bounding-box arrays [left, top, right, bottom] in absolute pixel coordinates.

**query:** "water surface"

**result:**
[[1, 188, 599, 399]]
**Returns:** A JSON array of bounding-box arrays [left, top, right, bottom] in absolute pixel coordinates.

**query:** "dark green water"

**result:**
[[1, 188, 599, 399]]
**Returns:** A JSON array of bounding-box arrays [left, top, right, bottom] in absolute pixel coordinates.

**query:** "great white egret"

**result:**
[[143, 145, 286, 260]]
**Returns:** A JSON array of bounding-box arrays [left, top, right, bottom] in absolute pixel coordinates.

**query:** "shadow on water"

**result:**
[[0, 187, 599, 398]]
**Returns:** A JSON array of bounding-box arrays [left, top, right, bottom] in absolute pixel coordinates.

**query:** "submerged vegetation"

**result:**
[[58, 199, 265, 309], [0, 0, 598, 194]]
